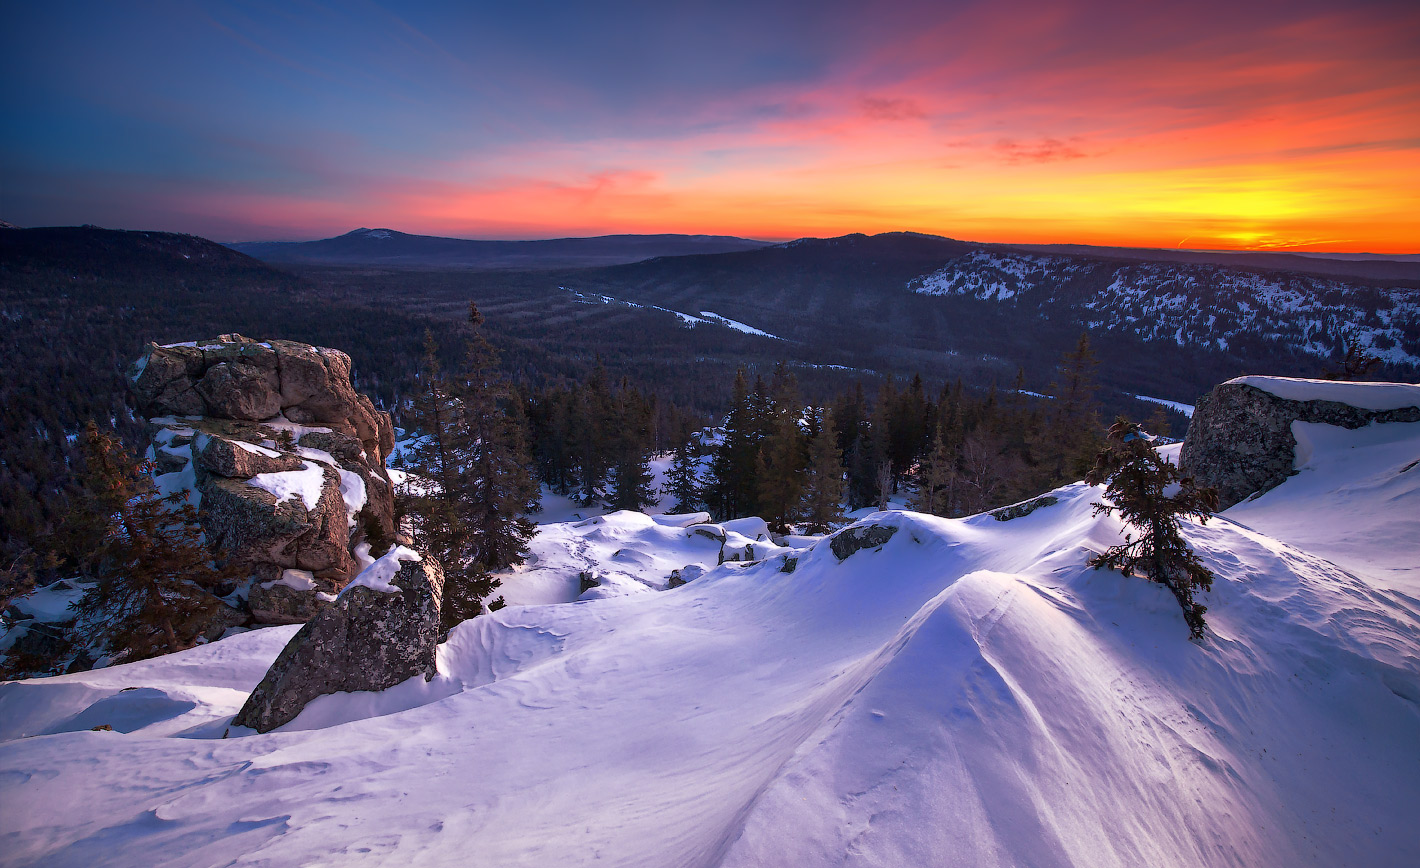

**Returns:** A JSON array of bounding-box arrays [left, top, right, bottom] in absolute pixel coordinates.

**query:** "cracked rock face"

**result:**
[[232, 554, 444, 733], [129, 336, 398, 624], [1181, 380, 1420, 509]]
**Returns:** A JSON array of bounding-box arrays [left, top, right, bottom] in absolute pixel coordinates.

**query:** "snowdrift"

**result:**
[[2, 422, 1418, 867]]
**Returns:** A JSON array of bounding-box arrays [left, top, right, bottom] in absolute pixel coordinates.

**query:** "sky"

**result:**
[[3, 0, 1419, 251]]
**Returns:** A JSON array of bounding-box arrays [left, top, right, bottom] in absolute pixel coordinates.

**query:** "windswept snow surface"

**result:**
[[3, 430, 1420, 866], [1227, 375, 1420, 411]]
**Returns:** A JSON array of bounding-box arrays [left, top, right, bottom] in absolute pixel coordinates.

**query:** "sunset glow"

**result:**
[[4, 1, 1418, 250]]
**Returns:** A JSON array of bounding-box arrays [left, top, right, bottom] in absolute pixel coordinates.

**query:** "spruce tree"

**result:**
[[454, 303, 538, 573], [1034, 333, 1104, 486], [756, 364, 806, 533], [607, 385, 658, 512], [911, 423, 956, 516], [706, 367, 761, 520], [1086, 418, 1220, 639], [799, 407, 846, 533], [661, 440, 704, 514], [68, 422, 233, 662], [404, 329, 476, 582]]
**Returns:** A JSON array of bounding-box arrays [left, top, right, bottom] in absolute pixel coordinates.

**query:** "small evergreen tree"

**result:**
[[607, 384, 659, 512], [705, 367, 762, 520], [911, 423, 955, 516], [799, 407, 845, 533], [661, 440, 704, 514], [69, 421, 234, 662], [1324, 333, 1382, 381], [756, 365, 806, 533], [453, 303, 538, 573], [1085, 418, 1220, 640]]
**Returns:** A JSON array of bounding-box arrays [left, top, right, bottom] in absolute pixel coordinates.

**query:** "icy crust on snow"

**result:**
[[1226, 375, 1420, 411], [339, 546, 422, 597], [3, 425, 1420, 866]]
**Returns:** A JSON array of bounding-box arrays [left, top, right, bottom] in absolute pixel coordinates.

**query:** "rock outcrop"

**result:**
[[829, 523, 898, 560], [1181, 376, 1420, 509], [232, 549, 444, 733], [128, 336, 397, 622]]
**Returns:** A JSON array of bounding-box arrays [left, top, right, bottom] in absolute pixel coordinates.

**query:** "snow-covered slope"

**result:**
[[909, 252, 1420, 367], [2, 425, 1418, 866]]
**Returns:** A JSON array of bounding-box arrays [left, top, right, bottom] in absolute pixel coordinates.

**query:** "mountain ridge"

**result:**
[[228, 227, 775, 269]]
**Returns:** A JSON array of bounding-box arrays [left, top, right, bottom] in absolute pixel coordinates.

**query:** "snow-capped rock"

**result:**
[[1181, 376, 1420, 508], [232, 549, 442, 733], [129, 336, 399, 623]]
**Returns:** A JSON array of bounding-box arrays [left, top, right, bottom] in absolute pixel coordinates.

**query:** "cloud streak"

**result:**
[[2, 0, 1417, 250]]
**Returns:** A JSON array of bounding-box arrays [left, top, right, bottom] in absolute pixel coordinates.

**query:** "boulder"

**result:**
[[128, 335, 396, 464], [195, 361, 282, 421], [200, 469, 354, 579], [248, 571, 335, 625], [129, 336, 399, 624], [1181, 377, 1420, 509], [196, 434, 305, 478], [829, 523, 898, 560], [232, 550, 444, 733]]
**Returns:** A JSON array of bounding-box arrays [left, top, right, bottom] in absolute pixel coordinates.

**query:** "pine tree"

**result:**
[[404, 329, 476, 580], [68, 421, 234, 662], [607, 385, 658, 511], [911, 423, 955, 516], [756, 364, 806, 533], [571, 361, 615, 506], [661, 440, 704, 514], [706, 367, 762, 520], [1085, 418, 1219, 639], [1036, 333, 1104, 486], [404, 309, 539, 634], [454, 303, 538, 573], [799, 407, 846, 533]]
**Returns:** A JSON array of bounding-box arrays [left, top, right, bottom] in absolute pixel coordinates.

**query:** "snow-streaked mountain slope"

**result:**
[[3, 427, 1419, 867], [909, 251, 1420, 367]]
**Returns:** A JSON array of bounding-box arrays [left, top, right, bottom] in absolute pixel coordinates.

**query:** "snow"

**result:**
[[1225, 420, 1420, 594], [697, 310, 783, 339], [3, 424, 1419, 865], [233, 439, 283, 457], [339, 546, 422, 596], [1227, 375, 1420, 411], [1134, 394, 1196, 417], [651, 511, 711, 527], [262, 569, 317, 593], [246, 460, 327, 511], [496, 509, 795, 606]]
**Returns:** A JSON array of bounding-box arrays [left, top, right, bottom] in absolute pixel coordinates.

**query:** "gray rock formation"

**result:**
[[1181, 379, 1420, 509], [128, 336, 398, 623], [829, 523, 899, 560], [232, 553, 445, 733]]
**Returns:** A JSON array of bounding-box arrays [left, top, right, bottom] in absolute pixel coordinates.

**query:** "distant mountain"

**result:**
[[228, 228, 774, 269], [1, 225, 293, 283]]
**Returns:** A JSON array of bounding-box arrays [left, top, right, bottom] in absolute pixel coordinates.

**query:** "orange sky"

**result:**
[[7, 1, 1420, 250]]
